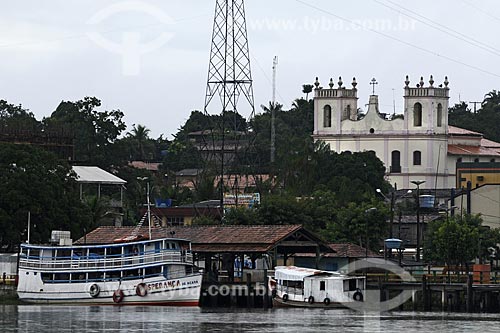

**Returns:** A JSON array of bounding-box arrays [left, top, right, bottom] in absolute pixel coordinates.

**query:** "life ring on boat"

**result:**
[[353, 289, 364, 302], [323, 297, 331, 306], [136, 283, 148, 297], [308, 296, 315, 304], [89, 284, 100, 298], [282, 294, 289, 302], [112, 289, 125, 303]]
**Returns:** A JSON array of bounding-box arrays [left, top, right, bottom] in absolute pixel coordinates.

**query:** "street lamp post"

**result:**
[[137, 177, 152, 240], [376, 189, 395, 239], [411, 180, 425, 263]]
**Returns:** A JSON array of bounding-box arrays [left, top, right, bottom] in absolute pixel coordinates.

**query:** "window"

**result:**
[[344, 105, 351, 120], [474, 158, 480, 163], [320, 281, 326, 291], [323, 105, 332, 128], [414, 103, 422, 127], [457, 158, 462, 163], [391, 150, 401, 173], [413, 151, 422, 165], [437, 103, 443, 127]]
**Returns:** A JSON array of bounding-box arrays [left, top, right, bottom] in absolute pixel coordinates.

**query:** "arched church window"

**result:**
[[414, 103, 422, 127], [413, 151, 422, 165], [437, 103, 443, 127], [391, 150, 401, 173], [324, 105, 332, 128], [345, 105, 351, 120]]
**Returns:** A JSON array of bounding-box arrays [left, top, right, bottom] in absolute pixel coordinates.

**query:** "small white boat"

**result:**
[[272, 266, 365, 308], [17, 232, 202, 306]]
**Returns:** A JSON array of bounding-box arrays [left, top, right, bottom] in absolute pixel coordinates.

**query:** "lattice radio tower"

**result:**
[[204, 0, 256, 210]]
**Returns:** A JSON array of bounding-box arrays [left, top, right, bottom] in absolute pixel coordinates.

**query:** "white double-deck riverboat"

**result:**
[[272, 266, 365, 308], [17, 232, 202, 306]]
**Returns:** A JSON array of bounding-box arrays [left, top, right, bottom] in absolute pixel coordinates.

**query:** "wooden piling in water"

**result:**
[[466, 273, 474, 313]]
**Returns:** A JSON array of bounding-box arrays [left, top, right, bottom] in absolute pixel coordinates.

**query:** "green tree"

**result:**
[[0, 143, 90, 251], [302, 84, 314, 100], [45, 97, 126, 166], [0, 100, 39, 129], [126, 124, 155, 161], [424, 214, 500, 269]]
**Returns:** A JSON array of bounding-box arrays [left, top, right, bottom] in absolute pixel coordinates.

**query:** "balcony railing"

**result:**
[[19, 251, 193, 272]]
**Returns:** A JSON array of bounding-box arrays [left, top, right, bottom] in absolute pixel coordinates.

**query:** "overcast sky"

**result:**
[[1, 0, 499, 138]]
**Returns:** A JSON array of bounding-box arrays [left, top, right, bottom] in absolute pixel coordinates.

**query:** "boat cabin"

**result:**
[[18, 236, 194, 285], [274, 266, 365, 305]]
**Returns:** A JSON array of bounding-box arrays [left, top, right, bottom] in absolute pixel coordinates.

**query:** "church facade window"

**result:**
[[391, 150, 401, 173], [324, 105, 332, 128], [414, 103, 422, 127], [437, 103, 443, 127], [413, 151, 422, 165]]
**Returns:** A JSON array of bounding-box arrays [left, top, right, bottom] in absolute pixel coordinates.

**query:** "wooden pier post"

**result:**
[[263, 269, 270, 309], [422, 275, 430, 311], [246, 273, 254, 308], [466, 273, 474, 313]]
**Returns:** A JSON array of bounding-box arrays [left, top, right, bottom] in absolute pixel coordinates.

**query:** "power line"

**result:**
[[462, 0, 500, 23], [374, 0, 500, 58], [0, 13, 211, 49], [294, 0, 500, 79]]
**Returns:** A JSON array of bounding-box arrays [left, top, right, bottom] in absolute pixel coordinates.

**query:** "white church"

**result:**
[[312, 75, 500, 190]]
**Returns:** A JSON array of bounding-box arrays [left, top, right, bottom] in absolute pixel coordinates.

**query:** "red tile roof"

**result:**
[[128, 161, 161, 171], [448, 126, 482, 136], [76, 225, 322, 253], [482, 138, 500, 149], [448, 144, 500, 157], [294, 243, 380, 258], [327, 243, 380, 258]]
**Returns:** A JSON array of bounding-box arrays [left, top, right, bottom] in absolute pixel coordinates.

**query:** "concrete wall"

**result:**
[[0, 254, 18, 276], [455, 185, 500, 229]]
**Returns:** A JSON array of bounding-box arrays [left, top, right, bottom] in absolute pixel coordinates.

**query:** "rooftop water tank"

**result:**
[[419, 195, 435, 208]]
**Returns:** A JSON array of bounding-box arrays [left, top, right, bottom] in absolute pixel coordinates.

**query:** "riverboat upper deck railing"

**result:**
[[19, 250, 193, 272]]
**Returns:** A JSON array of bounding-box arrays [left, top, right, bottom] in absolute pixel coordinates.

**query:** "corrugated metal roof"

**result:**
[[72, 166, 127, 185]]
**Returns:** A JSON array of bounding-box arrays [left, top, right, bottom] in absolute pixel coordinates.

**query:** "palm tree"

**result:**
[[127, 124, 151, 161], [483, 90, 500, 107], [302, 84, 314, 101]]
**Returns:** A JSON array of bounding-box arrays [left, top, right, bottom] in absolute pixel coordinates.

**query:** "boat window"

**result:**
[[344, 279, 358, 292], [145, 266, 162, 278], [41, 273, 52, 282], [54, 273, 70, 282], [320, 281, 326, 291], [29, 249, 40, 259], [88, 272, 104, 282], [57, 250, 71, 259], [123, 269, 142, 279], [107, 247, 122, 258], [107, 271, 121, 281]]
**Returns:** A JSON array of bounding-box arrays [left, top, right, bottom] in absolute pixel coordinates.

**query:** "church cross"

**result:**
[[370, 78, 378, 95]]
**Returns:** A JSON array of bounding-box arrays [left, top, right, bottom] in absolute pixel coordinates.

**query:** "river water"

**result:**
[[2, 305, 500, 332]]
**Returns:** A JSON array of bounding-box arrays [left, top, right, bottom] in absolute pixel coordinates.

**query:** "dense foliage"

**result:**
[[0, 144, 91, 251], [449, 90, 500, 143], [424, 214, 500, 269]]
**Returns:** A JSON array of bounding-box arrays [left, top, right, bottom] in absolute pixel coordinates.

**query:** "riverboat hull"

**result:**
[[17, 271, 202, 306]]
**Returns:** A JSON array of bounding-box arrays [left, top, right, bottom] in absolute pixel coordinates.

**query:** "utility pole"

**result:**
[[271, 56, 278, 164], [469, 101, 481, 114], [411, 180, 426, 263]]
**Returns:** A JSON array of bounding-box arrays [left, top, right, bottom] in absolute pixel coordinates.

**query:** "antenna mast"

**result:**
[[204, 0, 255, 212]]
